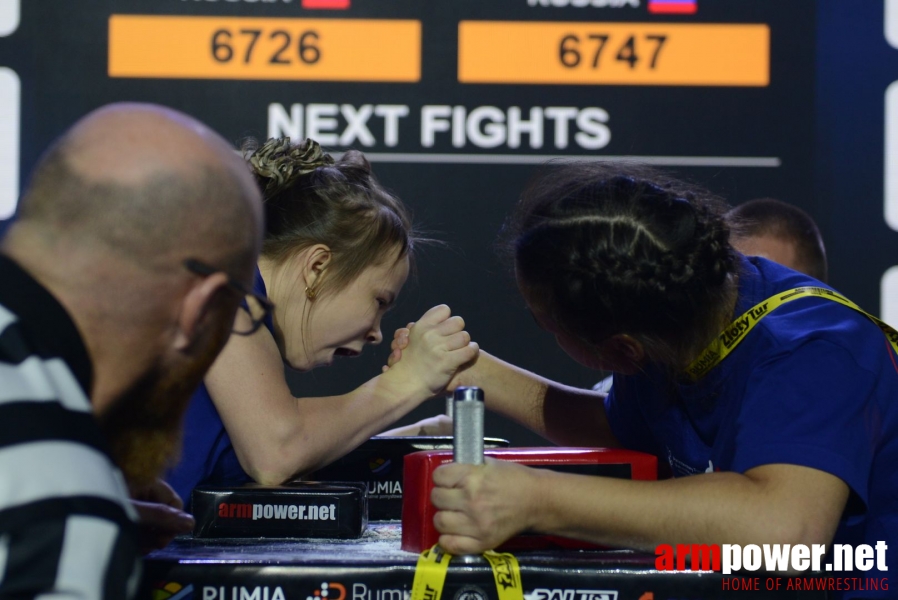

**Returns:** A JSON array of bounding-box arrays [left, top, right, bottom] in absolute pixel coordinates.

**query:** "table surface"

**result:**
[[142, 524, 832, 600]]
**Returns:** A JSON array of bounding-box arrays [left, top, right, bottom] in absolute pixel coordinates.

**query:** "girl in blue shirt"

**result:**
[[394, 163, 894, 596], [166, 138, 476, 503]]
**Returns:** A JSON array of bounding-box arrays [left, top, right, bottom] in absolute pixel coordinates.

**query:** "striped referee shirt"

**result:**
[[0, 255, 140, 599]]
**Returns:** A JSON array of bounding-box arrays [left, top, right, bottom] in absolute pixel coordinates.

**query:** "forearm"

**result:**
[[214, 304, 477, 485], [237, 373, 430, 483], [458, 351, 620, 447], [532, 466, 846, 550]]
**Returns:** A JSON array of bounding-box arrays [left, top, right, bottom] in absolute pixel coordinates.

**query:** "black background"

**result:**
[[2, 0, 890, 447]]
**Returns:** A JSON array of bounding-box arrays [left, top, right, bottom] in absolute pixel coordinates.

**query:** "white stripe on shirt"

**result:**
[[37, 516, 118, 600], [0, 304, 15, 334], [0, 356, 90, 411], [0, 441, 132, 515]]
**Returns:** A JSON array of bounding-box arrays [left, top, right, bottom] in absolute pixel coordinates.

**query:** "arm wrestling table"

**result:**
[[141, 523, 830, 600]]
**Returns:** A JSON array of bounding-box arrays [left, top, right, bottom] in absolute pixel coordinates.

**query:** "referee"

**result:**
[[0, 103, 262, 598]]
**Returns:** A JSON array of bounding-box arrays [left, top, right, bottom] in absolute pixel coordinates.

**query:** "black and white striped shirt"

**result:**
[[0, 255, 140, 599]]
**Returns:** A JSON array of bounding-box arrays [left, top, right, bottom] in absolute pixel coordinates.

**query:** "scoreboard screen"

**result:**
[[2, 0, 892, 436], [109, 16, 422, 82]]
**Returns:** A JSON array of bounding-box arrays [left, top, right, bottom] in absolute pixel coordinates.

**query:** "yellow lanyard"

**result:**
[[685, 286, 898, 381], [411, 545, 523, 600]]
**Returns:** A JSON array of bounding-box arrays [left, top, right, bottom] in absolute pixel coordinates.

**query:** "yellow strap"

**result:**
[[483, 550, 524, 600], [411, 545, 451, 600], [410, 546, 524, 600], [685, 286, 898, 381]]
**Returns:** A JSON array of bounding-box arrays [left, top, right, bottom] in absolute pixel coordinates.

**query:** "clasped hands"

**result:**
[[384, 315, 536, 555]]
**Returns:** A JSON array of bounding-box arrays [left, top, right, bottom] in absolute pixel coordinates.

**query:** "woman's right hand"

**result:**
[[381, 305, 478, 398], [385, 321, 478, 391]]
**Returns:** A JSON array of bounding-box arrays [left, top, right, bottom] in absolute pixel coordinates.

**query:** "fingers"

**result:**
[[434, 315, 465, 336], [417, 304, 452, 327], [132, 499, 195, 553], [131, 478, 184, 509], [155, 479, 183, 509], [451, 342, 479, 366], [438, 533, 490, 556], [433, 463, 474, 488], [429, 460, 523, 555], [382, 305, 478, 396], [433, 508, 482, 538], [386, 347, 402, 368], [431, 486, 468, 512], [390, 327, 411, 356], [443, 330, 471, 352], [394, 310, 465, 347], [132, 500, 195, 534], [422, 414, 453, 435]]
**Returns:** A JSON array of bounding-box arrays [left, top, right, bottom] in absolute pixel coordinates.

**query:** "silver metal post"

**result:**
[[453, 386, 484, 465]]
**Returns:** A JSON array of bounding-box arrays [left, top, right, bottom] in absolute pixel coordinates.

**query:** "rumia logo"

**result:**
[[369, 457, 392, 474], [368, 481, 402, 495], [202, 588, 285, 600], [153, 582, 194, 600], [307, 582, 347, 600]]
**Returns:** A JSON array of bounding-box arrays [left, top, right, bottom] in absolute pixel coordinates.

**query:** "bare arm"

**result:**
[[432, 460, 849, 554], [452, 351, 620, 447], [388, 331, 620, 447], [206, 305, 478, 485]]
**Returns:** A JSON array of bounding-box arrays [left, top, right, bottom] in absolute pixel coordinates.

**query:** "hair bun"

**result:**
[[337, 149, 372, 174], [248, 137, 335, 196]]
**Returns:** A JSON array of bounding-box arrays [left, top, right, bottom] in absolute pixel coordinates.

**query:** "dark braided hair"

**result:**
[[506, 162, 738, 369]]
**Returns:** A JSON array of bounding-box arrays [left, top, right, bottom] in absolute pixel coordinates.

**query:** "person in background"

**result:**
[[727, 197, 828, 282], [0, 103, 263, 597], [165, 137, 477, 505], [391, 163, 894, 598]]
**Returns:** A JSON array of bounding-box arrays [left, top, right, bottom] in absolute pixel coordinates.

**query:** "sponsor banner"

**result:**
[[191, 482, 367, 538], [655, 541, 890, 594], [148, 554, 813, 600]]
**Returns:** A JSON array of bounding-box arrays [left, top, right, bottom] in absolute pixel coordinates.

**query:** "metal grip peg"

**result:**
[[452, 386, 484, 465]]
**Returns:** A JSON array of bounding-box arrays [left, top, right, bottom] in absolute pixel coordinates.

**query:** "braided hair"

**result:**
[[507, 162, 738, 370]]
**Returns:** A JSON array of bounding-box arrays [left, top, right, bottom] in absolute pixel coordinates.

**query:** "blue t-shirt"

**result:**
[[606, 256, 896, 594], [166, 268, 275, 506]]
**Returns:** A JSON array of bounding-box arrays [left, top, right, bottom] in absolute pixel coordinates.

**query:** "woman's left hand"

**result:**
[[379, 414, 452, 436], [382, 323, 413, 373], [430, 458, 541, 555]]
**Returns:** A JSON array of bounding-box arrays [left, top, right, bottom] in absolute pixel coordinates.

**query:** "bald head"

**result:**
[[727, 198, 827, 283], [11, 103, 262, 275]]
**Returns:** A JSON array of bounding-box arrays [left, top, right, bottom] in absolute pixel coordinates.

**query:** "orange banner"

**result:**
[[459, 21, 769, 87], [109, 15, 420, 82]]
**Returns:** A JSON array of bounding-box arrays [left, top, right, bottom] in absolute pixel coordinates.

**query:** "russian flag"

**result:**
[[648, 0, 697, 14], [302, 0, 350, 9]]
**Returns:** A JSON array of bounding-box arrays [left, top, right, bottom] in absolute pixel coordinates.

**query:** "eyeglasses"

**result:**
[[183, 259, 275, 336]]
